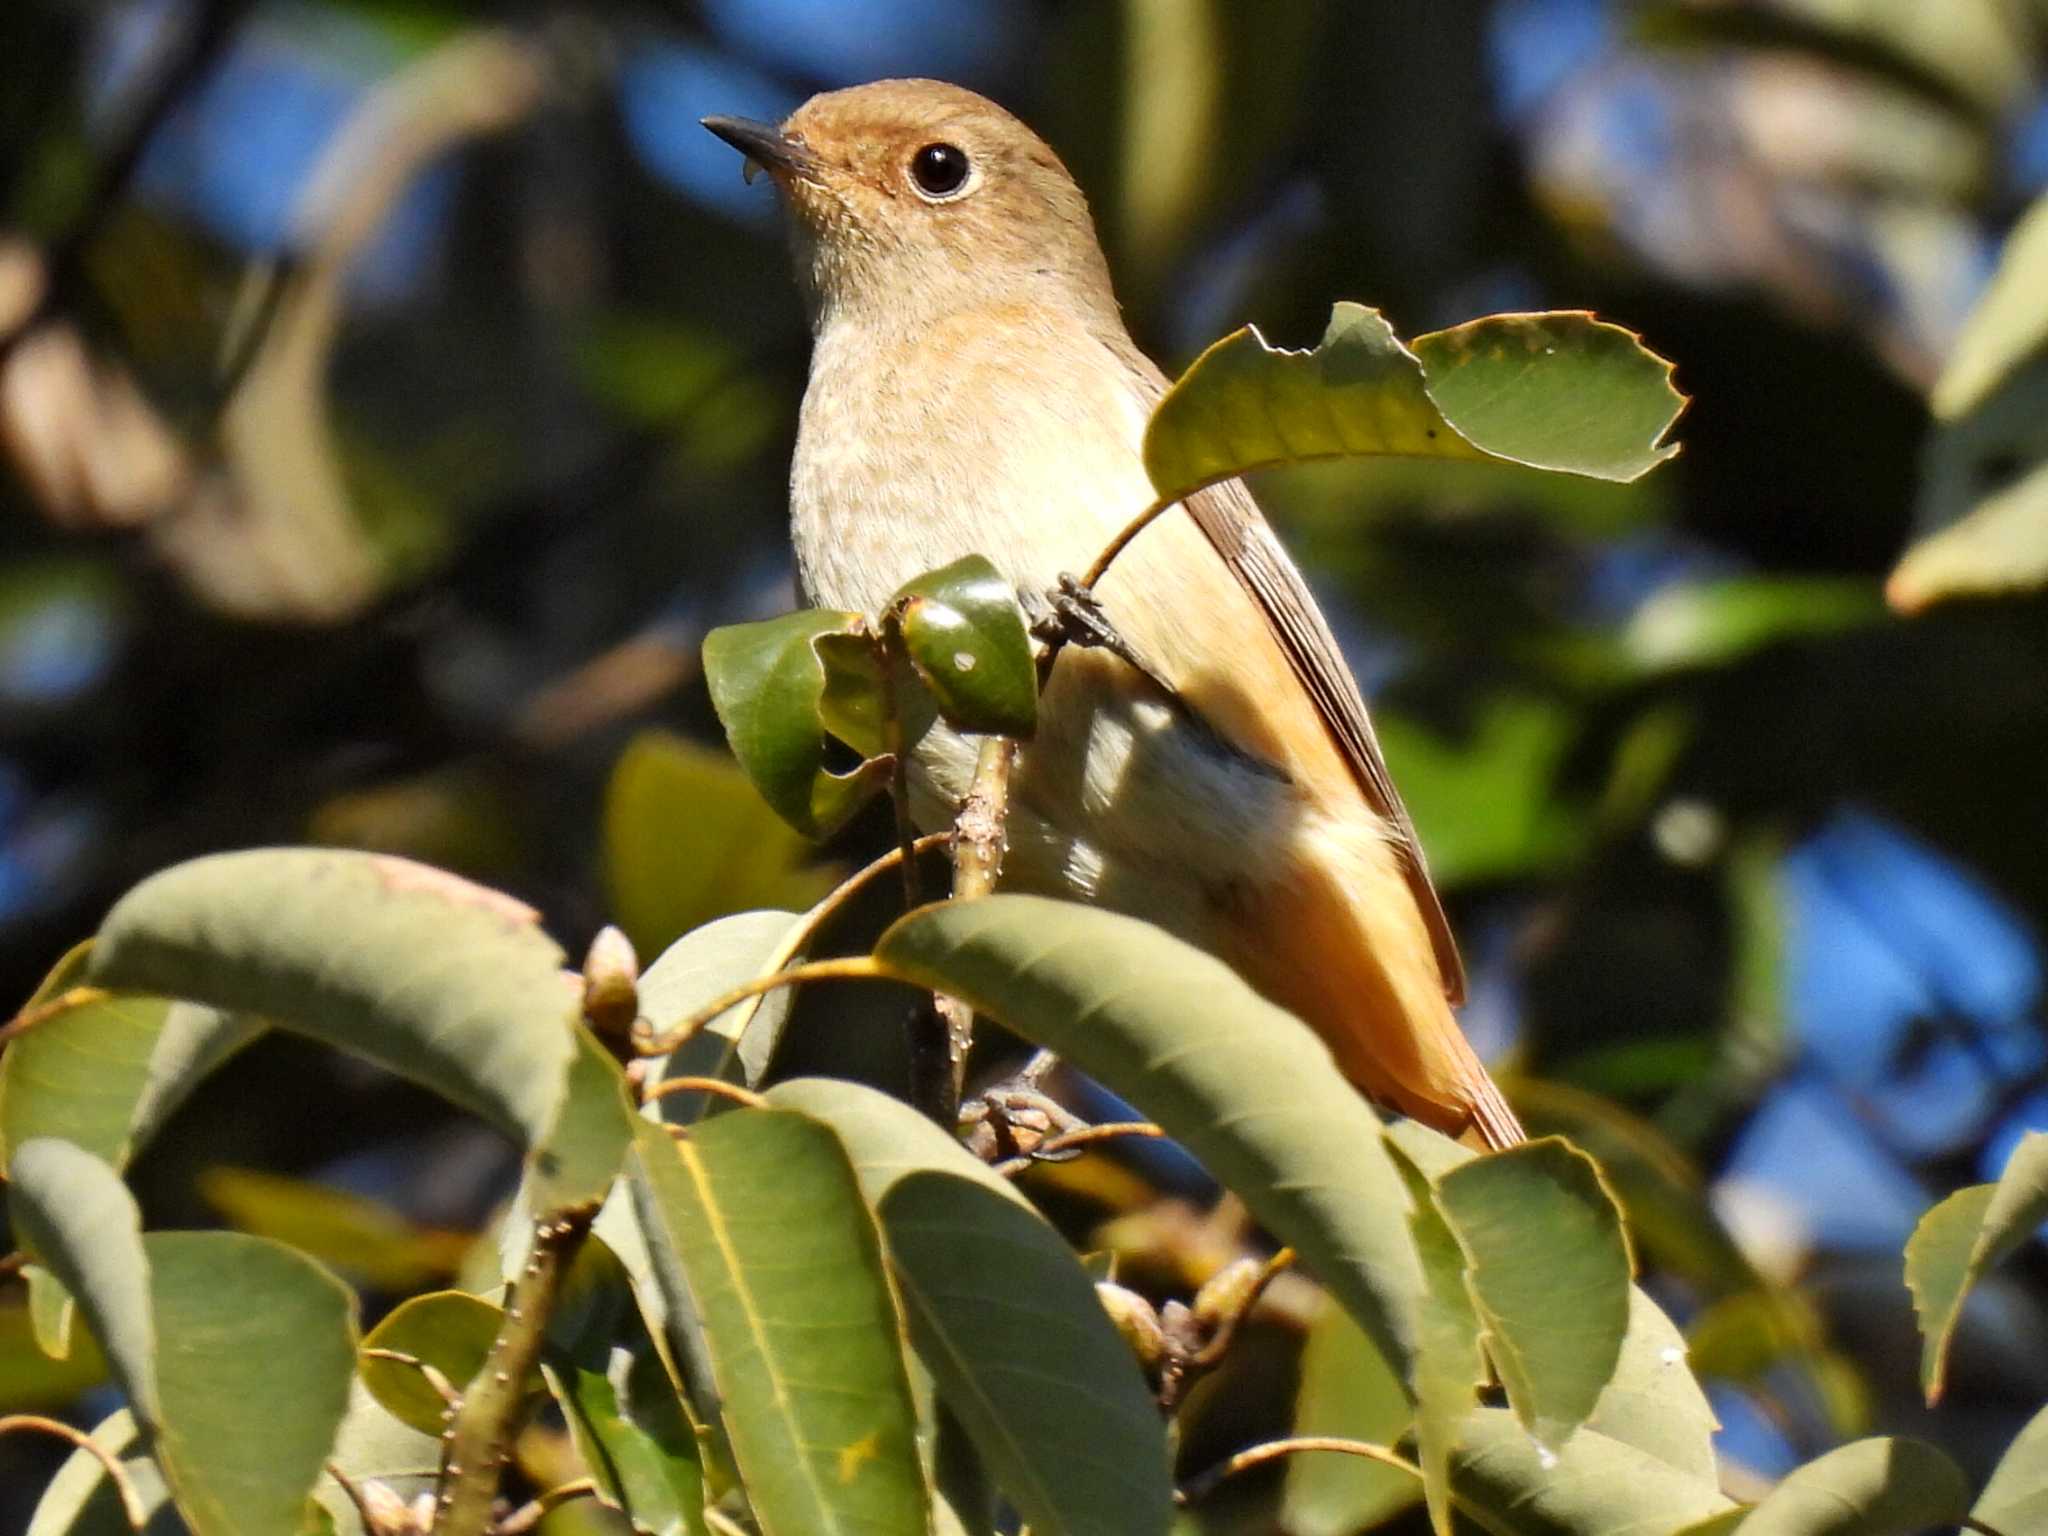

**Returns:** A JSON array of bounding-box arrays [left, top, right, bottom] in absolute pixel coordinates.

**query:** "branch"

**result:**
[[1176, 1436, 1420, 1505], [0, 1415, 149, 1530], [994, 1121, 1164, 1177], [925, 734, 1019, 1123], [631, 957, 887, 1057], [434, 1206, 597, 1535]]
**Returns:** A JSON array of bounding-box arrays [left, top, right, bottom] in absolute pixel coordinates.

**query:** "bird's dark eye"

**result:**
[[909, 142, 972, 198]]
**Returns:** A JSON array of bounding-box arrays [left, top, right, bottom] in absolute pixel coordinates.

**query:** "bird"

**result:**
[[702, 79, 1524, 1150]]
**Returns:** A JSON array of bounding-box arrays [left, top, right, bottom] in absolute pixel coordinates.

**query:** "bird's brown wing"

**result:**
[[1181, 475, 1468, 1005]]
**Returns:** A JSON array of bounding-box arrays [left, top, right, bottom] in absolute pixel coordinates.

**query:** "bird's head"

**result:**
[[703, 78, 1117, 330]]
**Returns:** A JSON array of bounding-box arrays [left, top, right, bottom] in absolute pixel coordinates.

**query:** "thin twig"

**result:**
[[643, 1075, 768, 1112], [0, 1415, 149, 1530], [1176, 1436, 1421, 1505], [1082, 491, 1182, 591], [361, 1348, 461, 1408], [1961, 1520, 2013, 1536], [435, 1206, 598, 1536], [0, 1250, 25, 1278], [994, 1121, 1165, 1176], [927, 734, 1019, 1117], [631, 956, 887, 1056], [493, 1477, 598, 1536], [1190, 1249, 1296, 1368], [321, 1461, 383, 1532]]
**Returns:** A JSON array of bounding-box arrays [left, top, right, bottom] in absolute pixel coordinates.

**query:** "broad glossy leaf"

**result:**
[[768, 1077, 1172, 1536], [25, 1408, 175, 1536], [603, 731, 837, 955], [359, 1289, 507, 1434], [12, 1142, 358, 1536], [703, 611, 895, 839], [1387, 1144, 1481, 1535], [627, 1112, 928, 1535], [0, 941, 260, 1175], [312, 1381, 443, 1536], [640, 910, 804, 1124], [1282, 1297, 1418, 1536], [1143, 304, 1681, 504], [85, 848, 578, 1148], [888, 556, 1037, 740], [146, 1230, 357, 1536], [530, 1023, 637, 1210], [1449, 1408, 1735, 1534], [1436, 1139, 1633, 1450], [1975, 1403, 2048, 1536], [544, 1353, 707, 1536], [8, 1140, 157, 1420], [872, 895, 1425, 1387], [1738, 1437, 1970, 1535], [1904, 1130, 2048, 1402], [1933, 191, 2048, 420]]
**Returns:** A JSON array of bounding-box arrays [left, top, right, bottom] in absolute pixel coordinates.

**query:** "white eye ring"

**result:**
[[908, 142, 977, 201]]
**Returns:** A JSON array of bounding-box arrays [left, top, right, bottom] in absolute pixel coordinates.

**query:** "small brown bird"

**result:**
[[705, 80, 1523, 1149]]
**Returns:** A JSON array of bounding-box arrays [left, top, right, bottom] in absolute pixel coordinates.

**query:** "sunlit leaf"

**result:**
[[1932, 190, 2048, 421], [1904, 1130, 2048, 1403], [84, 848, 579, 1151], [1737, 1436, 1970, 1534], [768, 1077, 1172, 1536], [1387, 1146, 1481, 1535], [10, 1139, 358, 1536], [1436, 1139, 1633, 1451], [358, 1289, 507, 1435], [640, 910, 804, 1124], [1282, 1294, 1419, 1536], [888, 556, 1037, 740], [627, 1113, 929, 1535], [872, 895, 1427, 1394], [1144, 305, 1682, 505], [703, 611, 896, 839], [602, 731, 837, 956], [1624, 577, 1882, 672], [1975, 1402, 2048, 1536], [0, 941, 261, 1177], [1449, 1408, 1736, 1533]]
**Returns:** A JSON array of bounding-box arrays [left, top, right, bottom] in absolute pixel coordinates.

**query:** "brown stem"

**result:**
[[642, 1075, 769, 1111], [360, 1348, 461, 1407], [0, 988, 110, 1049], [0, 1250, 25, 1278], [434, 1206, 598, 1536], [1176, 1436, 1420, 1505], [994, 1121, 1165, 1177], [631, 957, 886, 1055], [1961, 1521, 2013, 1536], [0, 1415, 149, 1530]]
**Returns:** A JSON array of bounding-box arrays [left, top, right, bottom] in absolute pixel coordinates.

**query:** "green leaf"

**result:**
[[602, 731, 837, 956], [84, 848, 579, 1150], [145, 1230, 358, 1536], [1143, 304, 1681, 504], [1388, 1148, 1482, 1536], [359, 1290, 508, 1435], [10, 1138, 358, 1536], [313, 1380, 444, 1536], [626, 1112, 929, 1536], [1890, 453, 2048, 612], [1736, 1437, 1970, 1535], [703, 611, 896, 839], [0, 1292, 106, 1411], [25, 1408, 175, 1536], [640, 910, 805, 1125], [543, 1352, 708, 1536], [887, 556, 1037, 740], [198, 1167, 471, 1291], [768, 1077, 1172, 1536], [1904, 1129, 2048, 1403], [0, 941, 261, 1175], [1282, 1298, 1418, 1536], [1933, 191, 2048, 421], [8, 1139, 157, 1421], [1449, 1408, 1736, 1534], [1975, 1402, 2048, 1536], [531, 1023, 638, 1211], [1410, 313, 1685, 482], [871, 895, 1426, 1392], [1435, 1138, 1633, 1450]]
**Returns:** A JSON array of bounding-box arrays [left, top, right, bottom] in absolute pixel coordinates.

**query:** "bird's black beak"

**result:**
[[701, 115, 817, 184]]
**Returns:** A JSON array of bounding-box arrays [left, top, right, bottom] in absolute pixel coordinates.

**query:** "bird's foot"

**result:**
[[1030, 574, 1174, 694]]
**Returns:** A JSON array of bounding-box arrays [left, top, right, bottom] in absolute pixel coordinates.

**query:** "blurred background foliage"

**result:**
[[1, 0, 2046, 1528]]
